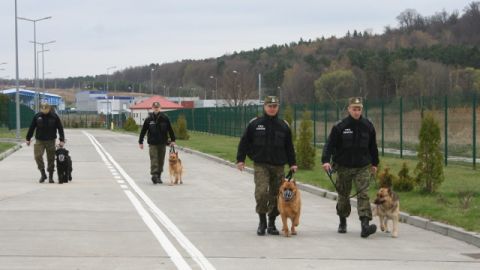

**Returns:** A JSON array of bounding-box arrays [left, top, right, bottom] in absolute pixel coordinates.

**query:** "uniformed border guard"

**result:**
[[321, 97, 379, 238], [236, 96, 297, 236], [139, 101, 176, 184], [26, 102, 65, 183]]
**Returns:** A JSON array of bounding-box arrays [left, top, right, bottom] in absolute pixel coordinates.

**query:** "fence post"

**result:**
[[336, 103, 340, 121], [400, 96, 403, 159], [294, 105, 297, 138], [313, 103, 316, 148], [364, 99, 368, 119], [473, 92, 477, 169], [444, 95, 448, 166], [324, 103, 328, 143], [381, 99, 384, 156]]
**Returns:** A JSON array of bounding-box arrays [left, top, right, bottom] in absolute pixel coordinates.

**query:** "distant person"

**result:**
[[321, 97, 378, 238], [138, 101, 176, 184], [236, 96, 297, 236], [26, 102, 65, 183]]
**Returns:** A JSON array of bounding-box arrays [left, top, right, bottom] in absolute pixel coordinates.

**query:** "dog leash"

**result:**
[[285, 169, 295, 182], [326, 168, 373, 199], [169, 144, 176, 154]]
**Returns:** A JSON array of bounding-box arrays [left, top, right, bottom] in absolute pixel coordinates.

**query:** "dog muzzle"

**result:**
[[283, 189, 294, 201]]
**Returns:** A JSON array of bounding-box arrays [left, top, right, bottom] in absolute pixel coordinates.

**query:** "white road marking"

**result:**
[[84, 131, 216, 270], [117, 180, 125, 184], [120, 184, 128, 189], [124, 190, 191, 270]]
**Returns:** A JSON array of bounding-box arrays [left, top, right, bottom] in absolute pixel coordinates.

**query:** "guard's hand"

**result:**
[[371, 166, 378, 175], [237, 162, 245, 171], [25, 140, 30, 146], [322, 163, 332, 173], [139, 144, 144, 150], [290, 165, 298, 172], [58, 141, 65, 147]]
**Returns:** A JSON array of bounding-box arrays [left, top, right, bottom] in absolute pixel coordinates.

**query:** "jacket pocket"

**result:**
[[359, 131, 369, 148], [341, 132, 353, 148], [253, 130, 266, 146], [273, 131, 285, 147]]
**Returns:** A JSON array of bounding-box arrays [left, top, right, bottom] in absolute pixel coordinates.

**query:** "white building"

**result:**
[[130, 96, 183, 125]]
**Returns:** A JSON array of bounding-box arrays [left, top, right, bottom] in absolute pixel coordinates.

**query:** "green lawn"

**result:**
[[0, 142, 16, 154], [0, 128, 28, 139], [177, 131, 480, 232]]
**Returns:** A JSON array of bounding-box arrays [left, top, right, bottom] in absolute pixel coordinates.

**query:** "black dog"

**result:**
[[55, 147, 73, 184]]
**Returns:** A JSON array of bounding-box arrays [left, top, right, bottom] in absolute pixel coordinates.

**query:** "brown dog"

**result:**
[[168, 152, 183, 185], [277, 177, 301, 237], [373, 187, 400, 238]]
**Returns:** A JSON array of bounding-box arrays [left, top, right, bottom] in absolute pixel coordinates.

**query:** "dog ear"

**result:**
[[292, 179, 296, 185], [175, 152, 178, 157], [388, 187, 393, 196]]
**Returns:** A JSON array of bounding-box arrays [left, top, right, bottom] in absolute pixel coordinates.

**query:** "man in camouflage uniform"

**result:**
[[139, 101, 176, 184], [321, 97, 379, 238], [236, 96, 297, 236], [26, 102, 65, 183]]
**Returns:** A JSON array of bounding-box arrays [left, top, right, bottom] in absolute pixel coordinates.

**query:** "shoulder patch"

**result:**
[[283, 120, 290, 127], [248, 117, 258, 124]]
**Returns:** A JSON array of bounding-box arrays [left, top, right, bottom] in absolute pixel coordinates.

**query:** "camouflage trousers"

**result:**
[[335, 165, 373, 220], [34, 139, 56, 172], [253, 162, 285, 216], [149, 144, 166, 176]]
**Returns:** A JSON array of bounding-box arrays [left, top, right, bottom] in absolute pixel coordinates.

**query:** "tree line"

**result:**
[[3, 2, 480, 105]]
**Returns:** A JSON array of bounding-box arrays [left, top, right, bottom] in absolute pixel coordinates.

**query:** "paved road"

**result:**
[[0, 129, 478, 270]]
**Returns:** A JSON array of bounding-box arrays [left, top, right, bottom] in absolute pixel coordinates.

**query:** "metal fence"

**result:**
[[0, 96, 35, 129], [164, 94, 480, 168], [57, 111, 128, 129]]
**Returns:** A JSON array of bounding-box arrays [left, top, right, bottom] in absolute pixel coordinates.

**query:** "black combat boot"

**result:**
[[338, 216, 347, 233], [38, 169, 47, 183], [157, 173, 163, 184], [267, 215, 280, 235], [48, 171, 54, 183], [257, 214, 267, 236], [151, 175, 158, 184], [360, 217, 377, 238]]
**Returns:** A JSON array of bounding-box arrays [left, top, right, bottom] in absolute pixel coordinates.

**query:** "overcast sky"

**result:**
[[0, 0, 475, 79]]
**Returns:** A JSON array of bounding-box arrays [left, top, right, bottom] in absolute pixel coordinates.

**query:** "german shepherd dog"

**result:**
[[168, 148, 183, 185], [277, 174, 301, 237], [55, 146, 72, 184], [374, 187, 400, 238]]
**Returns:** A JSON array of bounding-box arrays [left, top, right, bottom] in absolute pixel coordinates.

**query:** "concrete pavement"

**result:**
[[0, 129, 478, 270]]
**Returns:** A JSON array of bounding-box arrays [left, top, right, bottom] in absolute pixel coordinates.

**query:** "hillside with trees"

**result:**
[[7, 2, 480, 105]]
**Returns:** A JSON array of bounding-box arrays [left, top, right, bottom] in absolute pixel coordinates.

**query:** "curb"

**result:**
[[177, 145, 480, 248], [0, 143, 22, 161]]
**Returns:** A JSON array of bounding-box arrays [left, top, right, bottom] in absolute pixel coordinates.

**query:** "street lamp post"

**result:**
[[233, 70, 240, 106], [209, 75, 218, 106], [31, 40, 55, 103], [14, 0, 21, 139], [17, 15, 52, 111], [106, 66, 116, 128], [37, 49, 48, 102]]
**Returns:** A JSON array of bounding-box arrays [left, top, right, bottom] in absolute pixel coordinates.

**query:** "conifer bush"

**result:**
[[295, 110, 315, 169], [394, 162, 415, 191], [414, 113, 444, 193], [175, 114, 190, 140], [124, 116, 139, 132]]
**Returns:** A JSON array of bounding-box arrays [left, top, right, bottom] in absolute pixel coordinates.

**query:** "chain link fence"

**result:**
[[164, 94, 480, 168]]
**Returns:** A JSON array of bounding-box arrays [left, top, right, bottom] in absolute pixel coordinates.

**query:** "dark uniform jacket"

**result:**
[[139, 112, 176, 145], [26, 112, 65, 142], [321, 115, 379, 168], [237, 114, 296, 166]]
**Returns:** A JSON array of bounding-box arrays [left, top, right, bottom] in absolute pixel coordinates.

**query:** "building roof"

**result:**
[[130, 96, 183, 110], [1, 88, 62, 98]]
